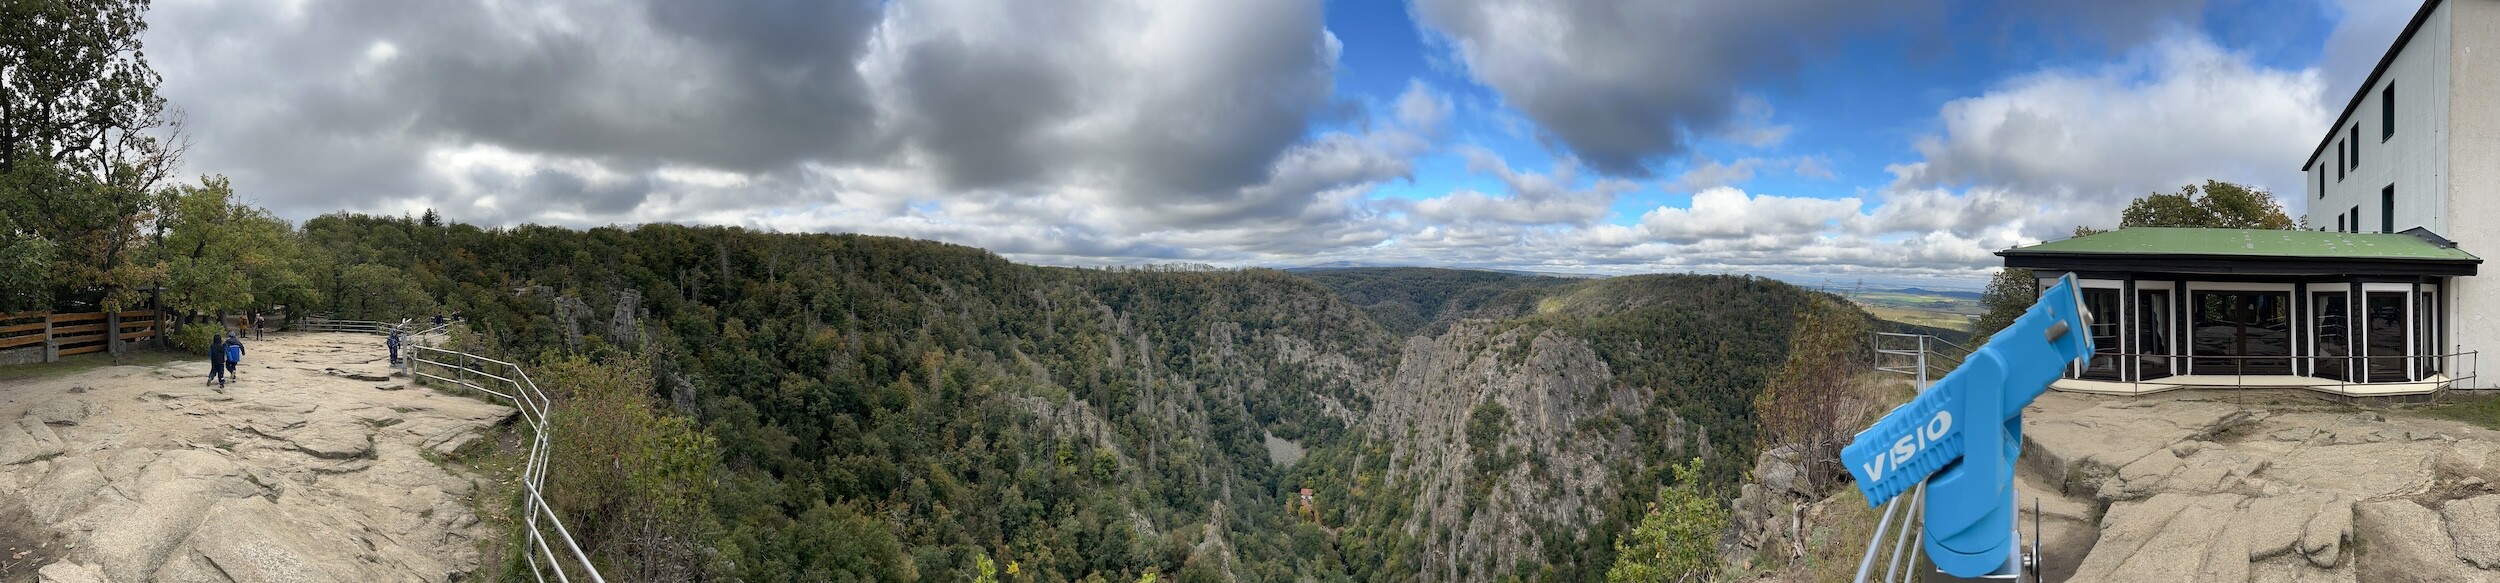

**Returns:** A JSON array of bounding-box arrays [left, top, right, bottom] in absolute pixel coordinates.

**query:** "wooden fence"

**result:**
[[0, 310, 164, 364]]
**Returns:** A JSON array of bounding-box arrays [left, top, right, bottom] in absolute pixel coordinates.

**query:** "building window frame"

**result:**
[[2383, 84, 2396, 142]]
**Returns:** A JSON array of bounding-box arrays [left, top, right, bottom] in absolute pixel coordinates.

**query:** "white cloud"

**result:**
[[1894, 34, 2329, 234], [1395, 79, 1454, 135], [1638, 187, 1862, 244], [1390, 147, 1631, 226]]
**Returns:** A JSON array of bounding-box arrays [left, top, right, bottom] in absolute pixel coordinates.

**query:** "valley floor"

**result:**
[[0, 332, 513, 582]]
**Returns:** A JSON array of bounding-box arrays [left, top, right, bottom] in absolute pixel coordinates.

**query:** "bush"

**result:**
[[170, 323, 225, 356], [539, 352, 720, 581], [1607, 458, 1727, 582]]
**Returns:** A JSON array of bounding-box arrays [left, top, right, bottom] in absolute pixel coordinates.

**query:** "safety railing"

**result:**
[[1859, 332, 1956, 582], [290, 318, 604, 581], [410, 345, 606, 583], [295, 317, 409, 335], [1874, 332, 1968, 390], [2055, 350, 2479, 398]]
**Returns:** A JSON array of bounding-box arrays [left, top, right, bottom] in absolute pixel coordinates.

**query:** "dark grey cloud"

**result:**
[[1409, 0, 1923, 176], [1408, 0, 2216, 178], [873, 0, 1340, 198]]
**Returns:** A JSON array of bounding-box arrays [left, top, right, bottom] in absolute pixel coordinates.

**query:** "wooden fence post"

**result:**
[[41, 313, 57, 363]]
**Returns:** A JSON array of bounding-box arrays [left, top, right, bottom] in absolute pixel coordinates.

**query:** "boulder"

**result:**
[[35, 561, 107, 583], [2354, 499, 2477, 583], [285, 419, 373, 459], [28, 456, 105, 524], [2440, 494, 2500, 569], [2069, 492, 2248, 581], [2241, 493, 2338, 561], [27, 399, 92, 426], [2300, 496, 2354, 568], [0, 415, 66, 465]]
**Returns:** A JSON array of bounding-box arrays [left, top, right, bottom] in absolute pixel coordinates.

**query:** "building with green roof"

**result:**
[[1999, 227, 2478, 396]]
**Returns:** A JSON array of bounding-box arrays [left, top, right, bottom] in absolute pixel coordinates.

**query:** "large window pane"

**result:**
[[2138, 290, 2172, 379], [2313, 292, 2349, 381], [2083, 289, 2123, 380], [2367, 291, 2410, 382], [2193, 291, 2293, 375]]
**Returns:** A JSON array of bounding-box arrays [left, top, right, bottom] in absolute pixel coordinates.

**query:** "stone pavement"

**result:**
[[0, 332, 513, 582]]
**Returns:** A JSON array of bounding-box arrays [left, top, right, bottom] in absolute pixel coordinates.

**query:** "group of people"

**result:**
[[204, 330, 247, 391]]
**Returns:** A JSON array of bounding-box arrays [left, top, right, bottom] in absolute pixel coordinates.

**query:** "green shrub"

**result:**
[[170, 324, 224, 356], [1607, 458, 1727, 582]]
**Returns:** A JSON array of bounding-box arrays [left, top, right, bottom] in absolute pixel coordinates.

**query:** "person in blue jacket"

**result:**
[[206, 329, 228, 389], [387, 329, 403, 366], [223, 333, 245, 381]]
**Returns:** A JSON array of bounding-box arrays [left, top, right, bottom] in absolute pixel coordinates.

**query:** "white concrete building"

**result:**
[[2301, 0, 2500, 392], [1997, 0, 2500, 396]]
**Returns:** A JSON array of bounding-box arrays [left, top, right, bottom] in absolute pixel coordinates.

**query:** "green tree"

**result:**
[[154, 176, 310, 319], [1973, 268, 2036, 342], [0, 0, 176, 182], [2118, 180, 2297, 230], [541, 352, 721, 581], [1607, 458, 1726, 582]]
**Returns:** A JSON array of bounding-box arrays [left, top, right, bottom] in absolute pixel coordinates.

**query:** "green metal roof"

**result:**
[[2001, 227, 2480, 262]]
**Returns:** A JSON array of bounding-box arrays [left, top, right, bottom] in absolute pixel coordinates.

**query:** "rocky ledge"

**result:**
[[2022, 389, 2500, 582], [0, 333, 514, 583]]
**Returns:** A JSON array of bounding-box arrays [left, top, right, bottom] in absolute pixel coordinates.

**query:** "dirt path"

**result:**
[[0, 332, 513, 582]]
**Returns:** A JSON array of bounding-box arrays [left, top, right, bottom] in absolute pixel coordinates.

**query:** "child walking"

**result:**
[[223, 333, 246, 382], [206, 329, 228, 390]]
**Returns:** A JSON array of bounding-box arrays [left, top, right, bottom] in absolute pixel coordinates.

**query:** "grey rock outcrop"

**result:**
[[2023, 389, 2500, 582]]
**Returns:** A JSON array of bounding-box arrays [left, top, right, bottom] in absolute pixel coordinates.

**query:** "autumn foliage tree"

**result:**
[[1751, 296, 1875, 493]]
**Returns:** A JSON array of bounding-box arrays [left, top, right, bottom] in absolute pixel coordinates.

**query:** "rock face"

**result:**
[[2024, 390, 2500, 582], [1364, 321, 1672, 582], [0, 332, 517, 582]]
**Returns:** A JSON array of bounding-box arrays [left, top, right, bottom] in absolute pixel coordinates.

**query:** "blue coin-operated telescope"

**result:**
[[1841, 274, 2094, 579]]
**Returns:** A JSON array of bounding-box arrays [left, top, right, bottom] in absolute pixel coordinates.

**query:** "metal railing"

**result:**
[[291, 318, 606, 582], [294, 317, 409, 335], [2058, 350, 2479, 397], [1874, 332, 1968, 390], [410, 345, 607, 583], [1858, 332, 1958, 582]]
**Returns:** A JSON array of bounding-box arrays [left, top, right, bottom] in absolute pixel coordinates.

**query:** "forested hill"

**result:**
[[293, 214, 1845, 582]]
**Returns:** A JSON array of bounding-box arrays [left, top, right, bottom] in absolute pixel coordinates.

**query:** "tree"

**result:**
[[1752, 297, 1874, 493], [154, 176, 311, 319], [1607, 458, 1726, 582], [2118, 180, 2296, 230], [1, 0, 178, 184], [1973, 268, 2036, 342], [0, 0, 180, 312], [0, 158, 160, 311]]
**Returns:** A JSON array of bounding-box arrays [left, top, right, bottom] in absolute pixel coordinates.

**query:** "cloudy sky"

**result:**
[[141, 0, 2416, 288]]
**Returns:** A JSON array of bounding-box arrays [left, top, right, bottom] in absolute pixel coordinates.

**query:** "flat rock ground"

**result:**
[[0, 332, 514, 583], [2021, 388, 2500, 582]]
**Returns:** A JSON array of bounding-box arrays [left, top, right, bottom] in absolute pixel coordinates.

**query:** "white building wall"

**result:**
[[2449, 0, 2500, 388], [2307, 0, 2451, 235]]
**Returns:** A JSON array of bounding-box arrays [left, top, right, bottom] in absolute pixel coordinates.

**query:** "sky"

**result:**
[[138, 0, 2422, 289]]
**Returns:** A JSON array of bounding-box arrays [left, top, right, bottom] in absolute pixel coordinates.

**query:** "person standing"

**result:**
[[224, 333, 246, 382], [206, 329, 228, 390], [387, 329, 404, 366]]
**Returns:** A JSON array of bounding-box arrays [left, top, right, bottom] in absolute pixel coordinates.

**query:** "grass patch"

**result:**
[[2415, 393, 2500, 430], [0, 348, 186, 382]]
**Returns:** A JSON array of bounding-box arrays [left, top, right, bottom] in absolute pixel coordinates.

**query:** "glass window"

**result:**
[[2083, 288, 2123, 380], [2138, 290, 2172, 380], [2313, 292, 2349, 381], [2194, 291, 2292, 376], [2383, 84, 2396, 140], [2422, 291, 2440, 375], [2382, 186, 2396, 233], [2366, 291, 2409, 382]]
